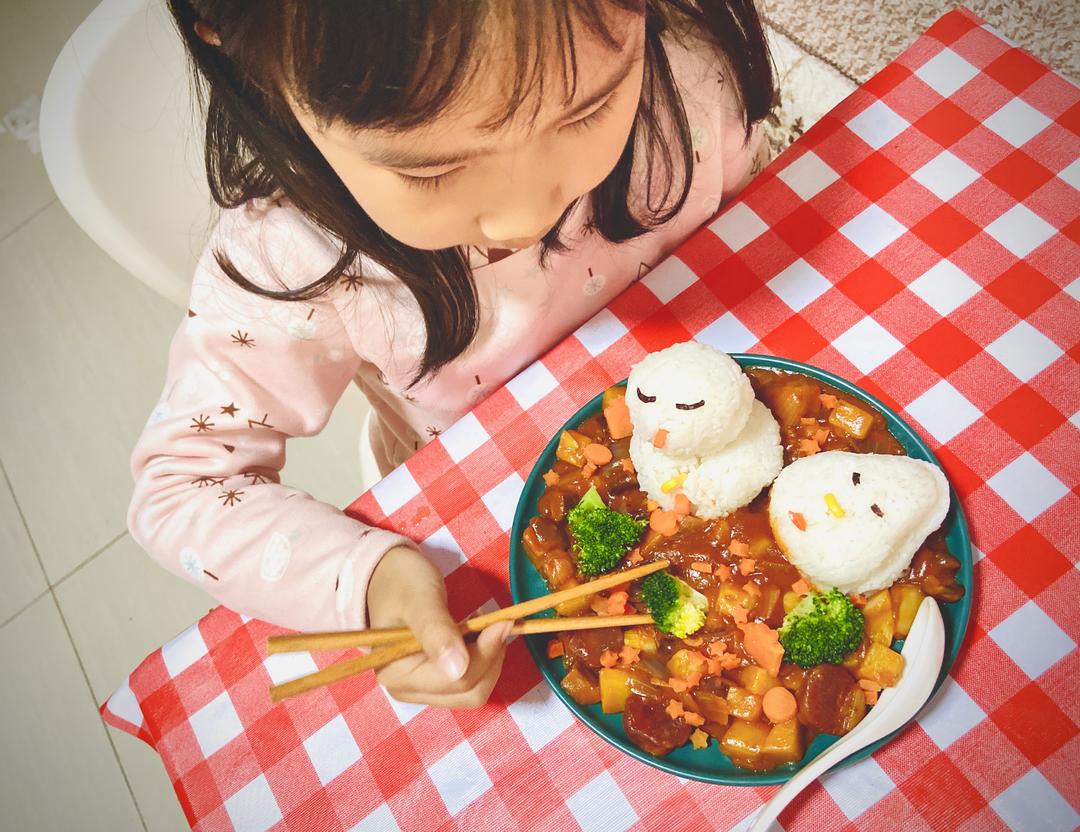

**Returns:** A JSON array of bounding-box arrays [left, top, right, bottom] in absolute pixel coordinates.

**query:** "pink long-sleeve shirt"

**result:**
[[128, 33, 767, 632]]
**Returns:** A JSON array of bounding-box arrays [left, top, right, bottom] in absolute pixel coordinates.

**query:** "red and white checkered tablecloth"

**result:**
[[102, 9, 1079, 831]]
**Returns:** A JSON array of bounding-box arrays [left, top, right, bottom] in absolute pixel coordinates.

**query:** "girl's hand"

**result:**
[[366, 546, 513, 708]]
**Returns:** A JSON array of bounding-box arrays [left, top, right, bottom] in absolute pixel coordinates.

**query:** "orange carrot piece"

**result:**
[[730, 605, 749, 625], [582, 462, 597, 478], [607, 591, 629, 616], [800, 417, 818, 426], [798, 438, 820, 456], [789, 511, 808, 531], [744, 581, 762, 598], [685, 672, 703, 690], [684, 712, 706, 727], [547, 639, 565, 659], [738, 558, 757, 576], [865, 689, 879, 705], [720, 653, 742, 670], [650, 509, 679, 536], [620, 645, 641, 665], [791, 578, 811, 596], [762, 686, 798, 723], [599, 650, 619, 669], [584, 443, 614, 465], [603, 396, 633, 440], [741, 621, 785, 676], [689, 561, 713, 574], [668, 678, 689, 693], [707, 641, 728, 658], [666, 700, 685, 719], [652, 429, 669, 449], [858, 679, 882, 692], [673, 493, 692, 516], [814, 428, 830, 445], [706, 658, 723, 675], [819, 393, 838, 409], [729, 539, 750, 559], [691, 728, 710, 749], [542, 470, 559, 486]]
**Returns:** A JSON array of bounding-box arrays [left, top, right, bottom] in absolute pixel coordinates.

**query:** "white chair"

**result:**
[[40, 0, 210, 307], [40, 0, 381, 485]]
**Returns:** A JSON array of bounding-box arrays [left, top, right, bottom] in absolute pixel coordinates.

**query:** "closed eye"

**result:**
[[636, 388, 656, 403], [676, 400, 705, 411]]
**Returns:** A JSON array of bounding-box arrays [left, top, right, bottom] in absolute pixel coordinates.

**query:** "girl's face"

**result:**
[[291, 14, 646, 251]]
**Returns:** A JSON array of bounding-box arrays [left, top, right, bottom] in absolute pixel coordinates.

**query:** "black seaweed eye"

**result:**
[[676, 400, 705, 411], [637, 388, 656, 403]]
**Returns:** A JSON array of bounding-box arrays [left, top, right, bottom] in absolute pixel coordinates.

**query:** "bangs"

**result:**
[[269, 0, 643, 133]]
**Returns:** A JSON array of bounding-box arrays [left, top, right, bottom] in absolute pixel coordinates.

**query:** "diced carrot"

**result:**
[[851, 593, 867, 608], [607, 591, 629, 616], [690, 728, 709, 749], [603, 396, 633, 440], [858, 679, 882, 692], [647, 499, 659, 512], [800, 417, 818, 426], [706, 658, 723, 675], [627, 548, 643, 565], [652, 429, 669, 449], [865, 689, 879, 705], [542, 470, 559, 486], [798, 438, 820, 456], [666, 700, 685, 719], [621, 457, 635, 474], [744, 581, 762, 598], [729, 539, 750, 558], [599, 650, 619, 669], [762, 686, 798, 723], [686, 650, 708, 666], [547, 639, 564, 659], [688, 561, 713, 574], [789, 511, 808, 531], [650, 509, 679, 536], [582, 462, 597, 478], [791, 578, 811, 596], [668, 677, 689, 693], [620, 645, 641, 665], [741, 621, 785, 676], [819, 393, 838, 409], [814, 428, 830, 445], [738, 558, 757, 576], [707, 641, 728, 658], [685, 672, 703, 690], [720, 653, 741, 670], [730, 605, 749, 625], [684, 712, 706, 727], [673, 493, 692, 516], [584, 443, 613, 465]]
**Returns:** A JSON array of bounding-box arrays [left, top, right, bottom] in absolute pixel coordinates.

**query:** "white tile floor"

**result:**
[[0, 3, 852, 830]]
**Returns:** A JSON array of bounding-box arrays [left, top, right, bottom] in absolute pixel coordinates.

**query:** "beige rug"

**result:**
[[762, 0, 1079, 85]]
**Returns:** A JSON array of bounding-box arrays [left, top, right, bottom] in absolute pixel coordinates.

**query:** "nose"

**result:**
[[478, 181, 566, 247]]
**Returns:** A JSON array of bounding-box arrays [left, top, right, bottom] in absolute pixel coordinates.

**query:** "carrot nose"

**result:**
[[652, 428, 669, 449]]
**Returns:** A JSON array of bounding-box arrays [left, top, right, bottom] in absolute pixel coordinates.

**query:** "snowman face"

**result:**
[[625, 342, 753, 457]]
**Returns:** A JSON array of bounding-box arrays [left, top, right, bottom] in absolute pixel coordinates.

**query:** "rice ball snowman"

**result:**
[[628, 342, 784, 519]]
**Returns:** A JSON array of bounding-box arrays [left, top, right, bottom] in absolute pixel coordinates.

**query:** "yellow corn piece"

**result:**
[[661, 472, 687, 494], [824, 493, 845, 518]]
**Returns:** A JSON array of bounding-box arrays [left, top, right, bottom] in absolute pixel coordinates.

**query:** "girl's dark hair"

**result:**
[[170, 0, 773, 385]]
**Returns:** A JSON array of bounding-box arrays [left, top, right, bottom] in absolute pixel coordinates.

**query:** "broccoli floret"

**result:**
[[778, 588, 865, 668], [567, 486, 647, 575], [641, 572, 708, 638]]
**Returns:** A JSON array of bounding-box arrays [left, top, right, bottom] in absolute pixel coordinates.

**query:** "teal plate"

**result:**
[[509, 354, 973, 786]]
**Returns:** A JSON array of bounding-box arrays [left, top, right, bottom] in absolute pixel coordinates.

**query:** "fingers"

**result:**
[[377, 620, 514, 709], [406, 592, 471, 682]]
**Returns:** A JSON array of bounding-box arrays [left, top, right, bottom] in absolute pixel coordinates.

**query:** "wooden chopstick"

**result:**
[[267, 559, 668, 703], [269, 613, 654, 703], [267, 558, 669, 655]]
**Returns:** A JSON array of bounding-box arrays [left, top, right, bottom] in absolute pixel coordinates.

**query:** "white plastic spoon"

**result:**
[[749, 597, 945, 832]]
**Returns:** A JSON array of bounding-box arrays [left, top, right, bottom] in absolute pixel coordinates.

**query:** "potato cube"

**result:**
[[560, 666, 600, 705], [828, 400, 874, 440], [782, 590, 801, 615], [762, 718, 803, 767], [556, 429, 591, 467], [623, 626, 660, 654], [863, 590, 895, 646], [694, 691, 730, 725], [720, 719, 770, 767], [737, 664, 782, 697], [599, 668, 631, 714], [667, 648, 708, 680], [857, 642, 905, 687], [753, 584, 781, 622], [890, 585, 924, 638], [715, 584, 755, 618], [601, 385, 628, 411], [726, 686, 763, 721]]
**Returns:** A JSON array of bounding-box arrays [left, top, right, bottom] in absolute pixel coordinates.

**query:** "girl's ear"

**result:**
[[194, 20, 223, 47]]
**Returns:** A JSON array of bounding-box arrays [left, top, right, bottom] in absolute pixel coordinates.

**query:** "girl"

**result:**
[[131, 0, 774, 708]]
